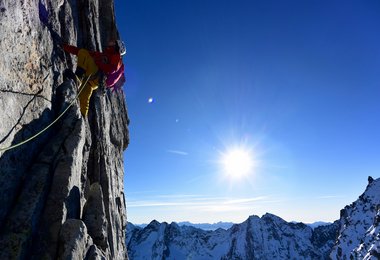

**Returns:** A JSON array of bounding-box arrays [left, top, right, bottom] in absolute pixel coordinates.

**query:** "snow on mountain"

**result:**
[[127, 177, 380, 259], [355, 210, 380, 260], [127, 214, 338, 259], [126, 222, 143, 246], [128, 221, 234, 231], [330, 176, 380, 259]]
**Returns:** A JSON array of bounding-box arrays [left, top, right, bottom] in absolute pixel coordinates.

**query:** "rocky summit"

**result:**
[[0, 0, 129, 259], [127, 177, 380, 260], [330, 177, 380, 259]]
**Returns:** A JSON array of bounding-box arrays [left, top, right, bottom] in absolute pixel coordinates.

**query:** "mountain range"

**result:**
[[131, 221, 235, 231], [126, 176, 380, 259]]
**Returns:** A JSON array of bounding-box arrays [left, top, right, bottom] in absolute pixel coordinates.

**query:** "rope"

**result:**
[[0, 74, 92, 153]]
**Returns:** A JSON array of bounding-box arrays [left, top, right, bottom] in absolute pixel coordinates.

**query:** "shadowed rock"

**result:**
[[83, 182, 108, 250]]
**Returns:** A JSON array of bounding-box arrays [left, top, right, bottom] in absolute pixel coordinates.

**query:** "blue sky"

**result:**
[[115, 0, 380, 224]]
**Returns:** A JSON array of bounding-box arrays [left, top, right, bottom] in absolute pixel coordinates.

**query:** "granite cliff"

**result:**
[[0, 0, 129, 259]]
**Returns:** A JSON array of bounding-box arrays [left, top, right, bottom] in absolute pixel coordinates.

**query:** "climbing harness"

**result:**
[[0, 75, 92, 153]]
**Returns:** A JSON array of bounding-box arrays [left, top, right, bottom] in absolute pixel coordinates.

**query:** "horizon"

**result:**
[[128, 216, 332, 227], [116, 0, 380, 224]]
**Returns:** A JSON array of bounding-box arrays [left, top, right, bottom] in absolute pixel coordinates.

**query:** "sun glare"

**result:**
[[221, 148, 254, 179]]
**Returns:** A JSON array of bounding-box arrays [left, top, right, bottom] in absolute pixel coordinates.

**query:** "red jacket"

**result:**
[[63, 44, 122, 74]]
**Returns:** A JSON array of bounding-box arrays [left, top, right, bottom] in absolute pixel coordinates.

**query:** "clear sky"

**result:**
[[115, 0, 380, 224]]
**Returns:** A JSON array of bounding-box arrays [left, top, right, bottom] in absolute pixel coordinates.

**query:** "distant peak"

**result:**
[[362, 176, 380, 198], [147, 220, 161, 228], [262, 212, 283, 221]]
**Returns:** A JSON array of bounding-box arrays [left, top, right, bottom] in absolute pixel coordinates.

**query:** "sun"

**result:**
[[221, 147, 254, 179]]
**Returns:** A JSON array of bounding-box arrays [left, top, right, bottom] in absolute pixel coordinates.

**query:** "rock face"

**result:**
[[0, 0, 129, 259], [127, 177, 380, 260]]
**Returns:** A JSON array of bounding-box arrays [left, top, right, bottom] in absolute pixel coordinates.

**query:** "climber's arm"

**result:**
[[97, 53, 121, 74], [63, 44, 80, 56]]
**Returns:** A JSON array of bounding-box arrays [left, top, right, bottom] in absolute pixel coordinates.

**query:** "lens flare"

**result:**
[[221, 148, 254, 179]]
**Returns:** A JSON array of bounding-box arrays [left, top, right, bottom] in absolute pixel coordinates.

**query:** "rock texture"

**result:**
[[0, 0, 129, 259], [126, 178, 380, 260]]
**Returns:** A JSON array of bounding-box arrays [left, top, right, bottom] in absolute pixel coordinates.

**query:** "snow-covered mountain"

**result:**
[[330, 176, 380, 259], [128, 221, 234, 231], [126, 215, 338, 259], [127, 177, 380, 259]]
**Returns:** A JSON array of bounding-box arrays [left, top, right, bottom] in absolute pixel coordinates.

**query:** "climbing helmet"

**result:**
[[116, 40, 126, 56]]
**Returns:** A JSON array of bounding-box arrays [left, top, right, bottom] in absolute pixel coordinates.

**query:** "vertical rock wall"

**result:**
[[0, 0, 129, 259]]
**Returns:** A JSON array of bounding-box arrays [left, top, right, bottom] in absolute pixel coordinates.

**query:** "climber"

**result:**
[[62, 40, 126, 116]]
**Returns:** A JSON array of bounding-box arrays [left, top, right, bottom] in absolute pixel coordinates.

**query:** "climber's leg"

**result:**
[[78, 78, 99, 117], [75, 49, 99, 116]]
